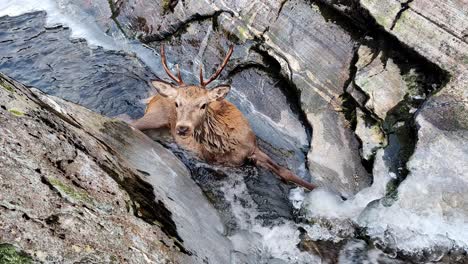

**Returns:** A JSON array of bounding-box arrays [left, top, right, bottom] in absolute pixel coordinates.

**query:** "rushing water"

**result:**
[[1, 1, 465, 263], [0, 1, 317, 263]]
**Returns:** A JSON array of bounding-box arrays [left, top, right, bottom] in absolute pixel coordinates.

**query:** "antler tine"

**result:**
[[176, 64, 182, 83], [200, 45, 234, 87], [160, 44, 184, 85], [199, 64, 204, 87]]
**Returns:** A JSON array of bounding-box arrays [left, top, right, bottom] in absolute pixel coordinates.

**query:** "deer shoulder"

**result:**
[[132, 45, 316, 190]]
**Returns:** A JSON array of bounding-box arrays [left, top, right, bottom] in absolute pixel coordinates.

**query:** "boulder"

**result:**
[[0, 73, 232, 263]]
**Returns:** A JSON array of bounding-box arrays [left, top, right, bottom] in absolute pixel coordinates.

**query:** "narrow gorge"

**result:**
[[0, 0, 466, 263]]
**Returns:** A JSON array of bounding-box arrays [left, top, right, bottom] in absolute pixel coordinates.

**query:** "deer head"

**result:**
[[151, 45, 234, 138]]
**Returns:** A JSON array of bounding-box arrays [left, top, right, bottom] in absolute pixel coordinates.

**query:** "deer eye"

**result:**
[[175, 102, 179, 108], [200, 103, 207, 110]]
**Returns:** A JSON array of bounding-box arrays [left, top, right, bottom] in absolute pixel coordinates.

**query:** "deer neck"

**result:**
[[193, 105, 236, 154]]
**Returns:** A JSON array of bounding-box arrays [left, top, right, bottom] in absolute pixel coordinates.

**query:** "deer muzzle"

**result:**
[[176, 124, 191, 137]]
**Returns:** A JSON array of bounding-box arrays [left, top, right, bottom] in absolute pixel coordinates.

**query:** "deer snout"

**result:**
[[176, 125, 191, 137]]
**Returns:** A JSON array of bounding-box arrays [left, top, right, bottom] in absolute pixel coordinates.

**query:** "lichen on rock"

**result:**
[[0, 244, 33, 264]]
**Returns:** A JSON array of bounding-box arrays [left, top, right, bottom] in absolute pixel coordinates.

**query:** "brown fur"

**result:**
[[132, 84, 316, 191]]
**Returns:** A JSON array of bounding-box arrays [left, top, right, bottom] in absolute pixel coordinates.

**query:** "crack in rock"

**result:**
[[389, 0, 414, 31], [139, 10, 233, 43]]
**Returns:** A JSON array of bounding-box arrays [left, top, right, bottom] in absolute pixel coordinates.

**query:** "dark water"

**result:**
[[0, 10, 309, 237], [0, 11, 154, 118], [0, 6, 458, 264]]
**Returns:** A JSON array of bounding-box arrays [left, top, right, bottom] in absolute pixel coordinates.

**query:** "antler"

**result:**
[[199, 45, 234, 87], [160, 44, 184, 85]]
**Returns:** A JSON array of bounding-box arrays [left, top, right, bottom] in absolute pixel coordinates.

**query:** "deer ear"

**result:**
[[208, 85, 231, 101], [151, 80, 178, 98]]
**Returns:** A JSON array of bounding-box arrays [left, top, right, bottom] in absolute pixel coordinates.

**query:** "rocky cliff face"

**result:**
[[0, 73, 231, 263], [0, 0, 466, 263]]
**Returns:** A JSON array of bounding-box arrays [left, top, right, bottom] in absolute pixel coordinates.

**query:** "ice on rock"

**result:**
[[302, 150, 394, 221], [358, 115, 468, 256]]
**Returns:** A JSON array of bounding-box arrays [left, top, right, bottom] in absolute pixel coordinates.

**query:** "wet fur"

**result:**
[[139, 93, 255, 165], [132, 85, 316, 190]]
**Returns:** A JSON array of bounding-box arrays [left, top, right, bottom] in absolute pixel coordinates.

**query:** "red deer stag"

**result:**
[[132, 45, 316, 191]]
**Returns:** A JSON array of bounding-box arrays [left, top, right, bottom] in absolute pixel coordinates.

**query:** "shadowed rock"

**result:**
[[0, 73, 231, 263]]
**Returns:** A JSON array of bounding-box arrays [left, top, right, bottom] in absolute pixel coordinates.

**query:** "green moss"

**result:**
[[48, 178, 93, 204], [236, 25, 251, 41], [110, 255, 119, 264], [0, 244, 32, 264], [162, 0, 171, 12], [402, 69, 423, 97], [0, 79, 15, 93], [7, 109, 24, 117]]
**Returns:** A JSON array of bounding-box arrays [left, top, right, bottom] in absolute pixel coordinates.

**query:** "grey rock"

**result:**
[[307, 111, 371, 196], [0, 73, 231, 263], [360, 0, 468, 73], [354, 45, 409, 120], [355, 109, 386, 160], [354, 0, 468, 258], [346, 83, 367, 107], [338, 239, 407, 264], [313, 0, 468, 258], [255, 0, 371, 196], [358, 107, 468, 260]]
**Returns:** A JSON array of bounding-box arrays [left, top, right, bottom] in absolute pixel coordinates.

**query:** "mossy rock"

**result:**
[[0, 79, 15, 93], [7, 109, 24, 117], [47, 177, 93, 204], [0, 244, 32, 264]]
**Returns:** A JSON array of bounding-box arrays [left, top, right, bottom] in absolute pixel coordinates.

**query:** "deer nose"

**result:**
[[176, 125, 190, 136]]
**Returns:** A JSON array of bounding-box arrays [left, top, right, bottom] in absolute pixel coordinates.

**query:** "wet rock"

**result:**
[[0, 73, 231, 263], [354, 45, 409, 120], [111, 0, 219, 41], [258, 0, 371, 196], [307, 111, 370, 196], [346, 82, 367, 107], [338, 239, 407, 264], [361, 0, 468, 73], [317, 0, 468, 258], [358, 75, 468, 261], [298, 234, 408, 264], [317, 0, 468, 73], [355, 109, 386, 160]]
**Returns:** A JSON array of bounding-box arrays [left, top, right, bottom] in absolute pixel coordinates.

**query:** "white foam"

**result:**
[[302, 134, 468, 258], [303, 150, 394, 221], [217, 167, 320, 263], [288, 187, 305, 210]]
